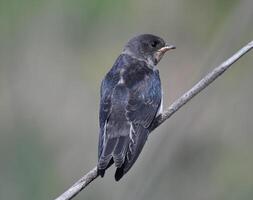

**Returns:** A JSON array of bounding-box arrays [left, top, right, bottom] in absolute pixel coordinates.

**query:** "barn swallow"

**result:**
[[97, 34, 175, 181]]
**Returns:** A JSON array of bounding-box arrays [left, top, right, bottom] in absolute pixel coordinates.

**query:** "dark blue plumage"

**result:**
[[97, 34, 175, 181]]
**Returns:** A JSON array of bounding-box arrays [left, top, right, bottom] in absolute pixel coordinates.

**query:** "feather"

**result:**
[[115, 125, 149, 181]]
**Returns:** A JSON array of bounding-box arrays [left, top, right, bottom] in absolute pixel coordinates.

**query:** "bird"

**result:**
[[97, 34, 175, 181]]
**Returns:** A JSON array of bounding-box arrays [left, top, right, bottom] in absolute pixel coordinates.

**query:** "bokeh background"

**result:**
[[0, 0, 253, 199]]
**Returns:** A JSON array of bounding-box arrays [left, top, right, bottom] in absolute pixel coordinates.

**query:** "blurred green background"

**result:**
[[0, 0, 253, 199]]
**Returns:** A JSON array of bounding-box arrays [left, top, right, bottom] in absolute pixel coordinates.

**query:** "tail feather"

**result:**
[[98, 129, 131, 177], [98, 158, 114, 177], [98, 137, 117, 170], [115, 125, 149, 181], [113, 136, 129, 168], [98, 123, 149, 180]]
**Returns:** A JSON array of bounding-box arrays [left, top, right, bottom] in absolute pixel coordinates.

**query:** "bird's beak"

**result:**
[[158, 44, 176, 54], [155, 44, 176, 64]]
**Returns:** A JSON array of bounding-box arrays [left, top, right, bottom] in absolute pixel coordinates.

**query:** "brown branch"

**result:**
[[54, 40, 253, 200]]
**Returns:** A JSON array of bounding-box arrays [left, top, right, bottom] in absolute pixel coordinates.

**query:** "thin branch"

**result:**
[[55, 167, 98, 200], [54, 40, 253, 200]]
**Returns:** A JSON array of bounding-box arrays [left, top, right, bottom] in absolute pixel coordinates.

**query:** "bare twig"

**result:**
[[55, 167, 98, 200], [54, 40, 253, 200]]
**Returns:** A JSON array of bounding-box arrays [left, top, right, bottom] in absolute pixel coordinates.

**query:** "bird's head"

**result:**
[[123, 34, 175, 67]]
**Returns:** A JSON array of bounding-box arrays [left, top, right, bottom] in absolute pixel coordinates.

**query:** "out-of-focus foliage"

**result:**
[[0, 0, 252, 200]]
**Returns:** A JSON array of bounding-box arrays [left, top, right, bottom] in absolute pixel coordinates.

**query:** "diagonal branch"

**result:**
[[149, 40, 253, 131], [54, 40, 253, 200]]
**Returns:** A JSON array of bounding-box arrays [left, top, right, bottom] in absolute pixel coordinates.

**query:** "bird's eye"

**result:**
[[151, 40, 159, 48]]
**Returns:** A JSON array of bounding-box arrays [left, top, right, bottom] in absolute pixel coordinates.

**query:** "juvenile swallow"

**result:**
[[97, 34, 175, 181]]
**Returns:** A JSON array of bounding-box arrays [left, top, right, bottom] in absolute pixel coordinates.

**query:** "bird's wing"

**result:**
[[113, 69, 161, 180], [98, 83, 131, 171], [98, 69, 120, 160], [126, 69, 161, 128]]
